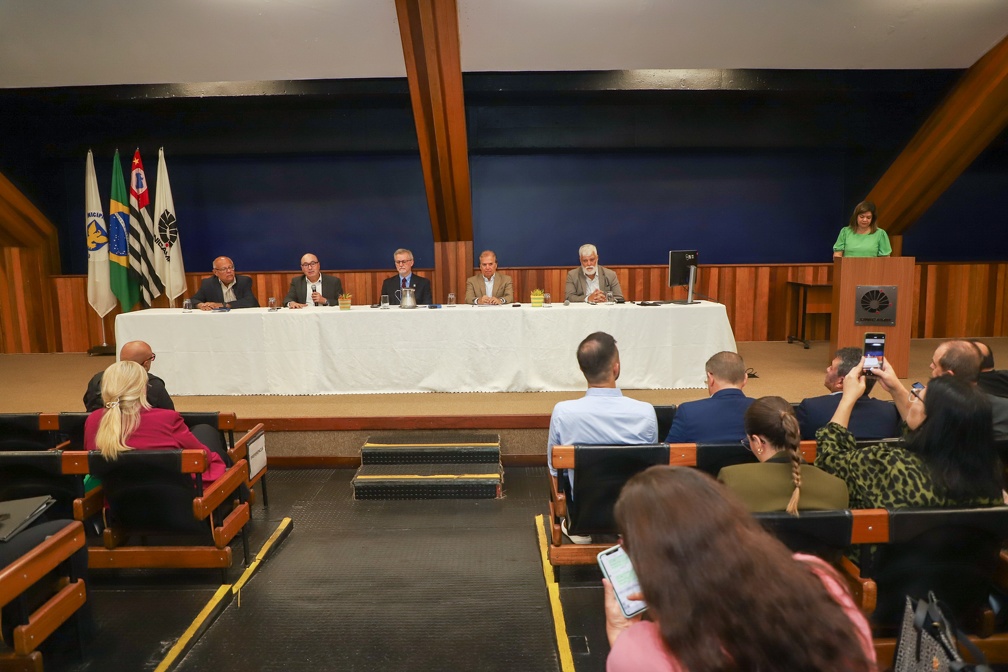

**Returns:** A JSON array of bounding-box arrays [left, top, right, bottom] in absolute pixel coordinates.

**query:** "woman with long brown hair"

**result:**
[[604, 466, 875, 671], [718, 396, 848, 514]]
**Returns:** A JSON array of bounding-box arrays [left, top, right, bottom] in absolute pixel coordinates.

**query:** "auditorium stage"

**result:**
[[3, 338, 1003, 463]]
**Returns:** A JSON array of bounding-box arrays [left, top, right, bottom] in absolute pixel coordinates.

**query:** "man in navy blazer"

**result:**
[[191, 256, 259, 310], [380, 248, 432, 305], [665, 351, 754, 444], [284, 253, 343, 308], [796, 347, 900, 440]]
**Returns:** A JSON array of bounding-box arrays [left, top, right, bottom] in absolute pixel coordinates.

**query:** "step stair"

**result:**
[[352, 432, 502, 500]]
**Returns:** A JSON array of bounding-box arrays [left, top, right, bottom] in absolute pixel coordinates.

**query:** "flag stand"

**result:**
[[87, 318, 115, 357]]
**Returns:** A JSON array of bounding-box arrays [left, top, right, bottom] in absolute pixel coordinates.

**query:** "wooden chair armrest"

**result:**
[[0, 521, 85, 607], [228, 424, 262, 463], [548, 473, 567, 547], [994, 549, 1008, 592], [838, 555, 876, 614], [193, 459, 249, 519], [74, 487, 104, 521]]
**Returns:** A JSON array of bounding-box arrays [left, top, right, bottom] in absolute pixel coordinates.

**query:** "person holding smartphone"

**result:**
[[603, 466, 875, 672]]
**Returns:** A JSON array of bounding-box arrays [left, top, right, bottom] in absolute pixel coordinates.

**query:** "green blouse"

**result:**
[[833, 227, 892, 258], [813, 422, 1002, 510]]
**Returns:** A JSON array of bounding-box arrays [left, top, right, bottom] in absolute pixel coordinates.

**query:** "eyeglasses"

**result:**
[[740, 436, 752, 452], [394, 259, 413, 265], [213, 266, 234, 272], [301, 261, 319, 268]]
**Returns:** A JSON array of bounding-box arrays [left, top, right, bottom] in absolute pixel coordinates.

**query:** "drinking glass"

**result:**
[[380, 294, 390, 309], [268, 297, 277, 311], [606, 291, 615, 305], [182, 299, 192, 313], [447, 292, 456, 306], [543, 292, 551, 307]]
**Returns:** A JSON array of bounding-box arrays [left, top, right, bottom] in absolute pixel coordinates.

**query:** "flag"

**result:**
[[85, 150, 117, 317], [127, 148, 164, 307], [153, 148, 186, 302], [109, 150, 138, 312]]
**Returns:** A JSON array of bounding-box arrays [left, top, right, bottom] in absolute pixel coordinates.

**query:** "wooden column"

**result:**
[[868, 33, 1008, 235], [395, 0, 474, 302], [0, 171, 61, 353]]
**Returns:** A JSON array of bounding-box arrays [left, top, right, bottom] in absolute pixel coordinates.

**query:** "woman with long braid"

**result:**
[[718, 396, 848, 513]]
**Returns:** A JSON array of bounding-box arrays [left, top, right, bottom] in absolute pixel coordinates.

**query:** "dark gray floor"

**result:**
[[40, 467, 562, 671]]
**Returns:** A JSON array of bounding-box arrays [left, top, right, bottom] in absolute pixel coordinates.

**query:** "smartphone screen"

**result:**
[[598, 545, 647, 618], [864, 332, 886, 370]]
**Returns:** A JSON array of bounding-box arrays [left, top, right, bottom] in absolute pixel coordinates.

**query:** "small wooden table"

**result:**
[[786, 281, 832, 349]]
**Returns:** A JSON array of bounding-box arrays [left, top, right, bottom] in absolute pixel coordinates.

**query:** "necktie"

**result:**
[[402, 277, 407, 289]]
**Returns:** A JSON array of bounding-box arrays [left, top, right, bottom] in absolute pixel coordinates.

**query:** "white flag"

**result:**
[[153, 148, 186, 302], [127, 148, 164, 307], [85, 150, 117, 317]]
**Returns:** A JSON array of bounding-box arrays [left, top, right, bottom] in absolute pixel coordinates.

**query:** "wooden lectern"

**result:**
[[830, 256, 915, 378]]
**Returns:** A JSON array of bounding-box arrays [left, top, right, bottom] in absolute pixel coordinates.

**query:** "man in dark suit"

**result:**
[[83, 340, 174, 412], [971, 339, 1008, 398], [564, 243, 624, 303], [380, 248, 432, 305], [796, 346, 900, 440], [191, 256, 259, 310], [665, 351, 753, 443], [284, 253, 343, 308]]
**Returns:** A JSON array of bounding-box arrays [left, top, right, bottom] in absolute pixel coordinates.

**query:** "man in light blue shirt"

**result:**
[[548, 332, 658, 521]]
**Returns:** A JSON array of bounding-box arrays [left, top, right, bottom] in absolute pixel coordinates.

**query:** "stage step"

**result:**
[[353, 433, 502, 500]]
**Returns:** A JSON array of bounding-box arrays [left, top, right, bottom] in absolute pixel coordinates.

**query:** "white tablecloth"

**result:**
[[114, 302, 737, 395]]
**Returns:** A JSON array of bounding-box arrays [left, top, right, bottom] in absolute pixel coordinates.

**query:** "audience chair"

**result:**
[[63, 449, 251, 577], [0, 451, 85, 523], [0, 520, 87, 670], [652, 405, 677, 443], [0, 414, 57, 452]]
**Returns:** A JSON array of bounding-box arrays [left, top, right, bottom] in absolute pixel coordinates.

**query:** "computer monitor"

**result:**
[[668, 250, 698, 287]]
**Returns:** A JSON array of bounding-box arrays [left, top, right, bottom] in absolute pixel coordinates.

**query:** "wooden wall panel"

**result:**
[[48, 261, 1008, 352]]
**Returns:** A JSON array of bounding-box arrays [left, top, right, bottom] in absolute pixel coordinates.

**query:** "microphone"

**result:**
[[311, 285, 317, 293]]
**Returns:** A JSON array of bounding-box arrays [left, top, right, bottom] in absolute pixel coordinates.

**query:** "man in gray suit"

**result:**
[[564, 243, 624, 303], [284, 253, 343, 308]]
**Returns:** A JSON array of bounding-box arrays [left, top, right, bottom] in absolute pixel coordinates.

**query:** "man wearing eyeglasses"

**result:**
[[191, 256, 259, 310], [83, 341, 174, 412], [380, 248, 432, 305], [284, 253, 343, 309]]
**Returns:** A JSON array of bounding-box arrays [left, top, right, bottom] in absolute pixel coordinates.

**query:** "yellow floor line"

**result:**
[[535, 513, 576, 672], [154, 517, 293, 672], [153, 583, 232, 672], [233, 517, 293, 596], [363, 442, 500, 447], [354, 473, 501, 480]]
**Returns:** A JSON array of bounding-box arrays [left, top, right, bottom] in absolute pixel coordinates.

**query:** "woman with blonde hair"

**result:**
[[604, 466, 875, 672], [84, 361, 226, 482], [717, 396, 848, 514]]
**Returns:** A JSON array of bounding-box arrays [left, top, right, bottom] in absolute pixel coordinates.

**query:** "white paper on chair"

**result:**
[[248, 431, 267, 478]]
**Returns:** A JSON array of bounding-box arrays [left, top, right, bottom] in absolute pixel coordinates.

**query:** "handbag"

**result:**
[[893, 591, 993, 672]]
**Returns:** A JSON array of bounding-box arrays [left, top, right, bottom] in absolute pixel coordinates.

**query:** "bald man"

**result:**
[[83, 340, 174, 412], [191, 256, 259, 310]]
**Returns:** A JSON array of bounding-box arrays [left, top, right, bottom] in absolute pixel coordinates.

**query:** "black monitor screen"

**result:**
[[668, 250, 698, 287]]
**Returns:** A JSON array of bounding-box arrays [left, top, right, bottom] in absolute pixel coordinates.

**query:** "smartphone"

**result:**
[[911, 381, 924, 400], [597, 545, 647, 618], [863, 332, 886, 371]]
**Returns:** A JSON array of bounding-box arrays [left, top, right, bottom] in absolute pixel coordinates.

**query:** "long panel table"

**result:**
[[115, 302, 737, 395]]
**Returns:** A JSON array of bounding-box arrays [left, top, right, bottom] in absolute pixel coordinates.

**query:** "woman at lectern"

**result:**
[[832, 200, 891, 258]]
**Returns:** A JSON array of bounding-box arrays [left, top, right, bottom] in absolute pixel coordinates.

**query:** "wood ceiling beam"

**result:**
[[395, 0, 473, 301], [867, 33, 1008, 236]]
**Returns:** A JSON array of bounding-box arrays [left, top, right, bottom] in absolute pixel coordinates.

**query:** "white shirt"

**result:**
[[220, 280, 236, 303], [304, 276, 320, 306], [584, 274, 600, 302], [479, 275, 495, 303]]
